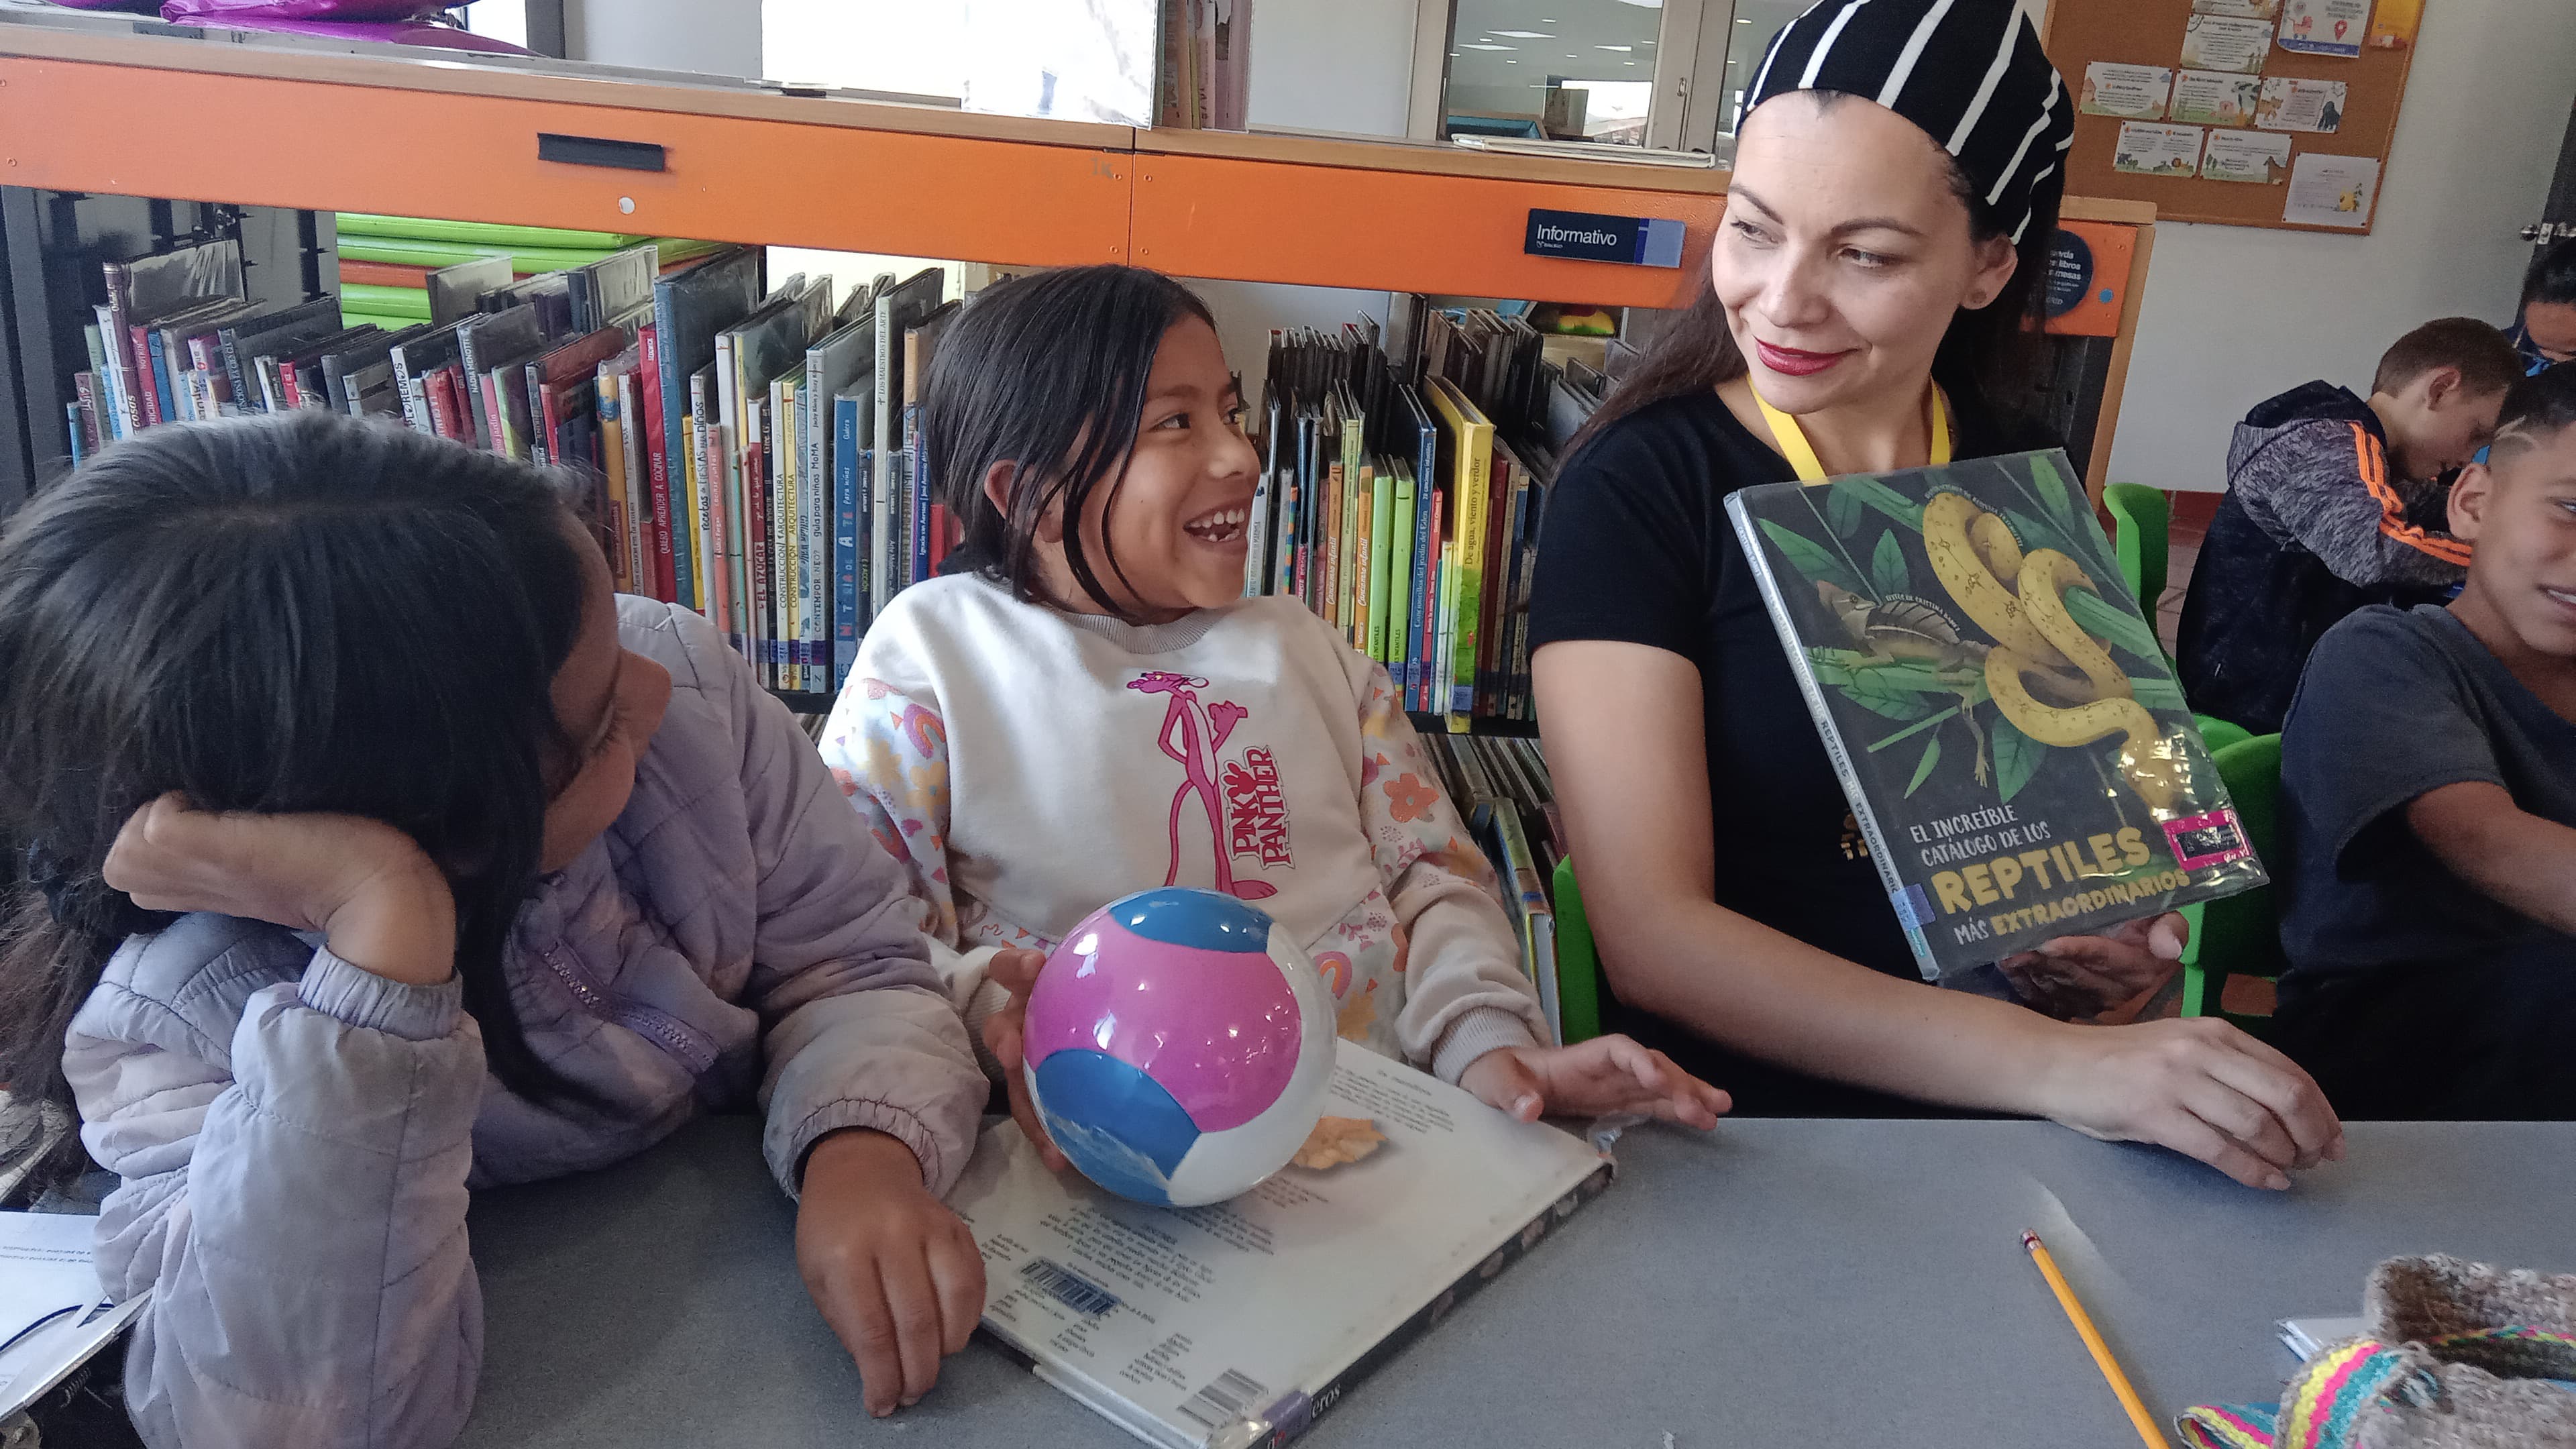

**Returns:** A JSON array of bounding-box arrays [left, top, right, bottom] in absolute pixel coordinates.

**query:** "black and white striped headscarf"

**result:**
[[1746, 0, 2073, 244]]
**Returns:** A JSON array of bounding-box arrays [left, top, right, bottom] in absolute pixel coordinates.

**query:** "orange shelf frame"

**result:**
[[0, 22, 2156, 390], [0, 49, 1131, 268]]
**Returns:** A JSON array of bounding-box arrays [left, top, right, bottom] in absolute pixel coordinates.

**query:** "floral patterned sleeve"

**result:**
[[817, 677, 1013, 1060], [1352, 661, 1548, 1081]]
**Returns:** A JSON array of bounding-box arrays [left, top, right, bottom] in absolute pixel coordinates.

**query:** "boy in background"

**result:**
[[2178, 317, 2522, 734], [2269, 365, 2576, 1120]]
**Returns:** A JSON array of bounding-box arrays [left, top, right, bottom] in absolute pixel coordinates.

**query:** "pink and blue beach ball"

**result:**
[[1023, 888, 1336, 1207]]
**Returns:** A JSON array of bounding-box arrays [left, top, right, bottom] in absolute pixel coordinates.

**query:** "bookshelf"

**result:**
[[0, 11, 2159, 498]]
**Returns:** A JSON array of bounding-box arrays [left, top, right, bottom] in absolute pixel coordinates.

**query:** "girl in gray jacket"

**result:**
[[0, 412, 992, 1446]]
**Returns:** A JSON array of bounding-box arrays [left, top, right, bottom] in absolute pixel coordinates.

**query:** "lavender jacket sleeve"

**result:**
[[62, 917, 487, 1449], [673, 602, 987, 1197]]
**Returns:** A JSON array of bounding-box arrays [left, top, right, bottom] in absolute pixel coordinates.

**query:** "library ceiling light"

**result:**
[[1595, 44, 1633, 50], [1491, 30, 1554, 38], [1462, 42, 1515, 50]]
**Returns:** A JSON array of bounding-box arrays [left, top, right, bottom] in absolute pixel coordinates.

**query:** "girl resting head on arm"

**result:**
[[818, 264, 1726, 1171], [1529, 0, 2341, 1187], [0, 411, 989, 1445]]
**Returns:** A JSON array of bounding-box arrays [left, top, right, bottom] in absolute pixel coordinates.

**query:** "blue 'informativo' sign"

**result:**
[[1523, 209, 1686, 268]]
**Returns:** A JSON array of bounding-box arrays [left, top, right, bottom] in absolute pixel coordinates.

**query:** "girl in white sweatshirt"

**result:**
[[820, 265, 1723, 1152]]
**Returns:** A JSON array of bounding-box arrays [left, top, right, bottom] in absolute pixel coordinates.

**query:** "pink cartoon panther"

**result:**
[[1128, 670, 1276, 900]]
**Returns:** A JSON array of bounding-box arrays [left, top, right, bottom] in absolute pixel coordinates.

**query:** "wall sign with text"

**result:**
[[1523, 209, 1686, 268]]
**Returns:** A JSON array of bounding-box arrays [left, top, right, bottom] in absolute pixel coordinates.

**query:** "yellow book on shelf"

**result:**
[[1424, 376, 1493, 733]]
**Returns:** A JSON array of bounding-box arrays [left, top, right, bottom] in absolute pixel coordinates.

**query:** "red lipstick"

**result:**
[[1754, 339, 1851, 378]]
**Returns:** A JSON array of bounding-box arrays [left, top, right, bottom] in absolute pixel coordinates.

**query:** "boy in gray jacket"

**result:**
[[2177, 317, 2522, 734]]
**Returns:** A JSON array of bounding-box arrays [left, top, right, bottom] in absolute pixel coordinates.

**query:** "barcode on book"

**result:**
[[1018, 1256, 1120, 1317], [1174, 1368, 1270, 1432]]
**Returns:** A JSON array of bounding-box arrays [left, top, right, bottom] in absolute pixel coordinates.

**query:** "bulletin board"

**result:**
[[2042, 0, 2422, 234]]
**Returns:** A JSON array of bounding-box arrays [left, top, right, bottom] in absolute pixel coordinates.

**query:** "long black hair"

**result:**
[[0, 411, 594, 1161], [928, 264, 1216, 619], [1568, 91, 2059, 462]]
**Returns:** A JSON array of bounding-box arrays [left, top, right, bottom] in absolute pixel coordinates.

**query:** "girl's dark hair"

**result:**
[[1568, 91, 2059, 462], [2522, 236, 2576, 309], [928, 264, 1216, 619], [0, 412, 595, 1159]]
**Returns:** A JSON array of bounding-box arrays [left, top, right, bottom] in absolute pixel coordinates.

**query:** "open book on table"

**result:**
[[947, 1037, 1611, 1449]]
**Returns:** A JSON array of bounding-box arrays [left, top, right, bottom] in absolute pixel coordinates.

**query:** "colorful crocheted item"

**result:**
[[2180, 1256, 2576, 1449]]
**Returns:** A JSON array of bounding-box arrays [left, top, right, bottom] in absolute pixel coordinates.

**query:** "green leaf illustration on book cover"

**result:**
[[1726, 449, 2267, 979]]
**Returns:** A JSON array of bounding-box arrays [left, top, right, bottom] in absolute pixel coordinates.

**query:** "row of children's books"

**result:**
[[1423, 731, 1570, 1044], [1248, 304, 1576, 735], [64, 229, 959, 696]]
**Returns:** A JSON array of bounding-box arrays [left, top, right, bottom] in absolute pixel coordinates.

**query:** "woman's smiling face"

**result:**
[[1713, 93, 2021, 414]]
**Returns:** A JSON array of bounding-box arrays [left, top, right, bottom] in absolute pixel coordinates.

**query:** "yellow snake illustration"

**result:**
[[1923, 490, 2188, 812]]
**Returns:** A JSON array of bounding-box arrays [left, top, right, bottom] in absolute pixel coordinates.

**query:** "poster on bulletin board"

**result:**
[[2042, 0, 2419, 233]]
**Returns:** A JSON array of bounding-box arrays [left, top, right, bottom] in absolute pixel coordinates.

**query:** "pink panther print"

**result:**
[[1128, 670, 1280, 900]]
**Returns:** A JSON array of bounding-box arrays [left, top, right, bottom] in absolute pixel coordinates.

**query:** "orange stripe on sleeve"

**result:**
[[2355, 421, 2474, 567]]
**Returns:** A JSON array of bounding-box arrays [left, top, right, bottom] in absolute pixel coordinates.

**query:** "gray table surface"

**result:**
[[457, 1115, 2575, 1448]]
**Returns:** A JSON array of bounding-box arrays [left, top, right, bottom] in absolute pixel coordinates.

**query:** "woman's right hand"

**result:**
[[103, 792, 458, 986], [2034, 1016, 2345, 1190], [980, 948, 1068, 1172]]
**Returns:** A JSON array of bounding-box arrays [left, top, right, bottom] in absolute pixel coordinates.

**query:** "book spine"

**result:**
[[90, 311, 127, 439], [1351, 464, 1375, 652], [64, 401, 85, 465], [1450, 429, 1490, 729], [598, 370, 633, 593], [538, 378, 568, 470], [129, 325, 165, 428], [653, 306, 700, 612], [702, 417, 737, 651], [871, 319, 896, 620], [620, 373, 650, 597], [1243, 468, 1273, 598], [803, 365, 830, 686], [146, 329, 181, 423], [684, 415, 710, 619], [424, 367, 461, 442], [805, 390, 828, 687], [1409, 484, 1436, 708], [1722, 494, 1937, 979], [1421, 492, 1442, 706], [906, 401, 931, 589], [392, 346, 431, 435], [834, 397, 862, 690], [282, 358, 307, 412], [639, 326, 680, 604], [218, 329, 253, 415], [72, 372, 101, 455], [525, 365, 553, 466], [741, 411, 767, 678], [773, 388, 796, 689], [1477, 457, 1513, 718], [1367, 468, 1396, 662]]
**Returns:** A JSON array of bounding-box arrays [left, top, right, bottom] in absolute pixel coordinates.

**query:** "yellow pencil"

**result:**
[[2022, 1230, 2167, 1448]]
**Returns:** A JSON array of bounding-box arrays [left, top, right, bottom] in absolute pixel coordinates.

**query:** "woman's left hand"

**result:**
[[1998, 911, 2190, 1021], [796, 1129, 985, 1417], [1458, 1034, 1730, 1127]]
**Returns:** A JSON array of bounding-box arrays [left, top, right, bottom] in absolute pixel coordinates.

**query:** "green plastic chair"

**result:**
[[2102, 482, 2171, 612], [2180, 732, 2285, 1032], [1549, 857, 1605, 1045], [2100, 480, 2255, 756]]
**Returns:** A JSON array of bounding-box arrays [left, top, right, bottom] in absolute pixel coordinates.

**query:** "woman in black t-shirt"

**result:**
[[1529, 0, 2342, 1189]]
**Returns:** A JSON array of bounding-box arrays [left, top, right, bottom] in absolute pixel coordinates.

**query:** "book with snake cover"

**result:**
[[1725, 449, 2267, 981]]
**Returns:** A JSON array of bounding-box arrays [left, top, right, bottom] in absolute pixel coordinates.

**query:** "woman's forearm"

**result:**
[[1599, 891, 2077, 1114]]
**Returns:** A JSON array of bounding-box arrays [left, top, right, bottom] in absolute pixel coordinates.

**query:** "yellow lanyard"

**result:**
[[1752, 383, 1952, 483]]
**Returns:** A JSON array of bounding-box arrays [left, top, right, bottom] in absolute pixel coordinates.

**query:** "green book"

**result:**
[[338, 282, 431, 321], [1366, 460, 1397, 662], [1725, 448, 2264, 979], [1384, 462, 1417, 669], [336, 215, 659, 248]]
